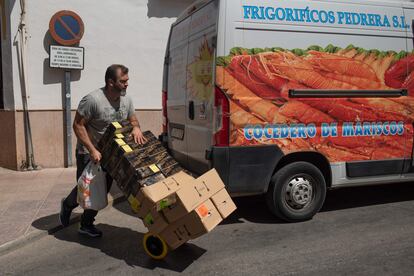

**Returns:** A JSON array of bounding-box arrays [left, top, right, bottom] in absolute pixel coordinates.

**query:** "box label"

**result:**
[[157, 194, 177, 211], [149, 164, 160, 173], [115, 138, 126, 146], [122, 145, 133, 153], [197, 204, 209, 218], [127, 194, 140, 213], [144, 213, 154, 225], [112, 122, 122, 129]]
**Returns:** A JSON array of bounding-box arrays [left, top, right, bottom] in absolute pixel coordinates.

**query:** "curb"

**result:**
[[0, 194, 126, 257]]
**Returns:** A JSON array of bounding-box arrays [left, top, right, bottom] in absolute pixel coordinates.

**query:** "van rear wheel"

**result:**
[[266, 161, 326, 222]]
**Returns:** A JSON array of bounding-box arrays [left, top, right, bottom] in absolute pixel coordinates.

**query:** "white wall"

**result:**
[[1, 0, 16, 110], [8, 0, 194, 110]]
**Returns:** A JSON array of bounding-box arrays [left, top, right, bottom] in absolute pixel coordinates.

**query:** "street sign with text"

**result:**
[[49, 45, 84, 70]]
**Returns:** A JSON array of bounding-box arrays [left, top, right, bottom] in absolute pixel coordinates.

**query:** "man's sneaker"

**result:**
[[78, 224, 103, 238], [59, 198, 72, 227]]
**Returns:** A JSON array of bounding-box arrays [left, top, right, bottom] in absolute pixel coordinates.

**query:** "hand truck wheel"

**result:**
[[143, 232, 168, 260]]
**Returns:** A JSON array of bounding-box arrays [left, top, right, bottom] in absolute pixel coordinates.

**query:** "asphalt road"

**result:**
[[1, 182, 414, 276]]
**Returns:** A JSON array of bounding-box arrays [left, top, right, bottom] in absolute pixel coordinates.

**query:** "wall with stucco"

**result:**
[[8, 0, 194, 111]]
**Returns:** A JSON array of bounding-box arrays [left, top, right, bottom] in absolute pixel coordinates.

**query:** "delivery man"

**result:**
[[59, 64, 146, 237]]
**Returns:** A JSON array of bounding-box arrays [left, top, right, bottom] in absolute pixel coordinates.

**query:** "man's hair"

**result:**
[[105, 64, 129, 85]]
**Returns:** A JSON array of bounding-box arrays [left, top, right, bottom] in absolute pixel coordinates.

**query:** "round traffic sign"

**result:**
[[49, 10, 84, 46]]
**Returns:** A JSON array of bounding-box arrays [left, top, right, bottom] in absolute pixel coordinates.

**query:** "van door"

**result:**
[[402, 7, 414, 173], [185, 1, 219, 174], [167, 17, 191, 168]]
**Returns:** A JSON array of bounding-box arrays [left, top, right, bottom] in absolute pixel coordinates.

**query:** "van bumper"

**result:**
[[211, 145, 284, 195]]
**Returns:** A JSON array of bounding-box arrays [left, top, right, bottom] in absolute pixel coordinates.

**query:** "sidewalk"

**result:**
[[0, 167, 123, 254]]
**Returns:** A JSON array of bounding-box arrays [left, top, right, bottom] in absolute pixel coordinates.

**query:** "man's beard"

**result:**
[[114, 86, 127, 96]]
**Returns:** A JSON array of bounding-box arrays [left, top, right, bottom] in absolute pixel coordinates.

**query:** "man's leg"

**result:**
[[59, 153, 90, 226]]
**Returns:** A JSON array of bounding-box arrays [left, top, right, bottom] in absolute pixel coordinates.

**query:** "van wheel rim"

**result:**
[[285, 176, 313, 210]]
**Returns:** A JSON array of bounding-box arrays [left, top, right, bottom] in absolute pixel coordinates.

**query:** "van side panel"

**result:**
[[213, 0, 414, 192]]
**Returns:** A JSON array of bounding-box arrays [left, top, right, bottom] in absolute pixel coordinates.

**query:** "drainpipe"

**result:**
[[16, 0, 37, 170]]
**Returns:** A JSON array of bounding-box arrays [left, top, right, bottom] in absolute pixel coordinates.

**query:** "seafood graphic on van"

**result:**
[[216, 45, 414, 162]]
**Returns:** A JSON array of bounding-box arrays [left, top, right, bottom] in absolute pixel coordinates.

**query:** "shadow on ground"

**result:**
[[31, 181, 414, 270], [52, 224, 205, 272], [32, 211, 82, 234], [32, 203, 205, 272], [221, 181, 414, 225]]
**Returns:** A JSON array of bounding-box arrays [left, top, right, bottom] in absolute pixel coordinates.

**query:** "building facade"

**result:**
[[0, 0, 194, 170]]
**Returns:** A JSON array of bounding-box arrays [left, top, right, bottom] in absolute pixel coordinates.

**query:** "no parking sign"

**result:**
[[49, 10, 84, 46]]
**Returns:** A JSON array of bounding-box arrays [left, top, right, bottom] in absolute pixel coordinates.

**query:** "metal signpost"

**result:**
[[49, 10, 84, 167]]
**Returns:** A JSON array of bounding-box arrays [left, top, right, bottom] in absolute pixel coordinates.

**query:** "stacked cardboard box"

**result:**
[[136, 169, 237, 249], [99, 121, 237, 250]]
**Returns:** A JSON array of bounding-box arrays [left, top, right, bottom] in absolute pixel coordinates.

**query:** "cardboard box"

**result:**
[[160, 222, 191, 250], [186, 199, 223, 238], [211, 188, 237, 219], [135, 171, 194, 218], [162, 169, 225, 223], [160, 199, 223, 249], [142, 208, 169, 234]]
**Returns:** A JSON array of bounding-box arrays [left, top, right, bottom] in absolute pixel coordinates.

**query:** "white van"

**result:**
[[161, 0, 414, 221]]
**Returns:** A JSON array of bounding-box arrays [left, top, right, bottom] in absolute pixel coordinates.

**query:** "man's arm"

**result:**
[[129, 113, 146, 144], [73, 111, 102, 163]]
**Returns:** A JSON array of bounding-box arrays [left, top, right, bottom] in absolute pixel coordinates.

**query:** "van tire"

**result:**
[[266, 161, 326, 222]]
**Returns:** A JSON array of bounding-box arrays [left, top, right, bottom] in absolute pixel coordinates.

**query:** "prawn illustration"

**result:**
[[306, 50, 379, 82], [384, 55, 414, 89], [258, 51, 360, 90], [229, 100, 264, 127], [216, 66, 290, 123], [320, 71, 388, 90]]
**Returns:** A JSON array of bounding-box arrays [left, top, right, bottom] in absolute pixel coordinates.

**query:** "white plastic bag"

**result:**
[[77, 162, 108, 210]]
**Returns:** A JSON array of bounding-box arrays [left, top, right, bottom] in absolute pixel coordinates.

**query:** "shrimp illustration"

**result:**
[[220, 65, 335, 124], [229, 100, 264, 127], [384, 55, 414, 88], [228, 56, 284, 100], [258, 51, 360, 90], [306, 50, 379, 81], [320, 71, 389, 90], [216, 66, 290, 123]]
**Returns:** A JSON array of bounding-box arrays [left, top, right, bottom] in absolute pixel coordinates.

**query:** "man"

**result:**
[[59, 64, 146, 237]]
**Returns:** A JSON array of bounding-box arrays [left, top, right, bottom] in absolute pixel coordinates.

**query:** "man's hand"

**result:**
[[90, 148, 102, 163], [131, 126, 147, 145]]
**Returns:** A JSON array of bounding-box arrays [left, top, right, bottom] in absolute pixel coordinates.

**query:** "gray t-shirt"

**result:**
[[76, 88, 135, 153]]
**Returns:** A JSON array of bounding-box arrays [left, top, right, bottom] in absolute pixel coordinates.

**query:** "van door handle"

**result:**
[[189, 101, 195, 120]]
